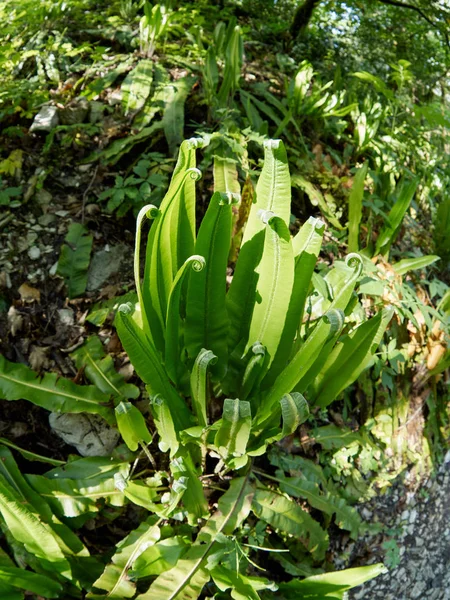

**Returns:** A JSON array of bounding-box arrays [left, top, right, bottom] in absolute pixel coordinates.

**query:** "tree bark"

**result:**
[[290, 0, 322, 39]]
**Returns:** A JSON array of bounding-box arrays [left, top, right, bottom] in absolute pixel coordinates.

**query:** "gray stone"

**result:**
[[411, 581, 427, 599], [28, 246, 41, 260], [57, 308, 75, 326], [87, 244, 128, 291], [49, 413, 119, 457], [29, 105, 59, 132]]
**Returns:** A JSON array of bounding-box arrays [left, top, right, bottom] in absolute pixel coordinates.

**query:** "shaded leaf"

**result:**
[[71, 336, 139, 400], [115, 401, 152, 452], [88, 519, 160, 599], [57, 223, 93, 299], [251, 489, 328, 560], [0, 355, 114, 425]]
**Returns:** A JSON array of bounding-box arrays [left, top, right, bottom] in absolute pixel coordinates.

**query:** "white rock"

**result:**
[[28, 246, 41, 260], [57, 308, 75, 326], [49, 413, 119, 457], [29, 105, 59, 132]]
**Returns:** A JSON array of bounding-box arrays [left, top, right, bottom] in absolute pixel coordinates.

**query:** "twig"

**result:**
[[376, 0, 450, 48], [81, 164, 99, 224], [0, 212, 14, 229]]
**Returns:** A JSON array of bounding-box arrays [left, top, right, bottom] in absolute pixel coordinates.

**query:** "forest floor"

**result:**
[[1, 162, 449, 599]]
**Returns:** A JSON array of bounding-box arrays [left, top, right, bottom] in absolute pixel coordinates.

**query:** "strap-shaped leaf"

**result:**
[[185, 192, 234, 376], [251, 489, 328, 560], [264, 217, 324, 387], [130, 535, 189, 579], [162, 76, 197, 155], [214, 399, 251, 463], [280, 392, 309, 437], [277, 564, 386, 597], [0, 355, 114, 425], [115, 401, 152, 451], [0, 566, 63, 598], [312, 307, 394, 408], [190, 348, 217, 427], [118, 476, 185, 518], [347, 163, 368, 253], [137, 546, 210, 600], [226, 139, 291, 358], [256, 254, 364, 426], [171, 451, 209, 524], [255, 310, 344, 429], [0, 447, 89, 557], [137, 473, 253, 600], [134, 204, 161, 338], [88, 519, 160, 599], [116, 307, 192, 434], [291, 216, 325, 259], [150, 392, 179, 455], [165, 256, 206, 387], [245, 140, 291, 241], [247, 392, 309, 458], [121, 59, 154, 116], [211, 566, 275, 599], [0, 447, 56, 523], [0, 476, 71, 578], [217, 24, 243, 106], [56, 222, 93, 299], [216, 476, 255, 534], [246, 212, 294, 374], [46, 456, 129, 481], [375, 178, 418, 256], [392, 254, 440, 275], [130, 537, 189, 579], [71, 336, 139, 401], [213, 156, 241, 198], [277, 474, 361, 539], [142, 139, 203, 351], [26, 474, 126, 518], [240, 342, 266, 401], [0, 438, 64, 466]]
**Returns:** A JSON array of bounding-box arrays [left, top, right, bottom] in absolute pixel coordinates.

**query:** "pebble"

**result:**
[[28, 246, 41, 260], [57, 308, 74, 326], [348, 458, 450, 600]]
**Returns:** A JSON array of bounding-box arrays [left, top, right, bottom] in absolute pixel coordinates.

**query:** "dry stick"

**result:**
[[0, 212, 14, 229], [81, 164, 99, 224]]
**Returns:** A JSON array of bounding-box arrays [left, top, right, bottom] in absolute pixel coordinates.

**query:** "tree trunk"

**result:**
[[290, 0, 322, 39]]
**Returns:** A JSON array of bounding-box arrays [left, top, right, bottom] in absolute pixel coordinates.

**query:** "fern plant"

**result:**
[[0, 137, 390, 598], [107, 137, 390, 596]]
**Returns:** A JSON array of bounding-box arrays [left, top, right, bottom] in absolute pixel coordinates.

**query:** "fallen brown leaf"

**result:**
[[7, 306, 23, 336], [18, 282, 41, 303], [29, 346, 51, 371]]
